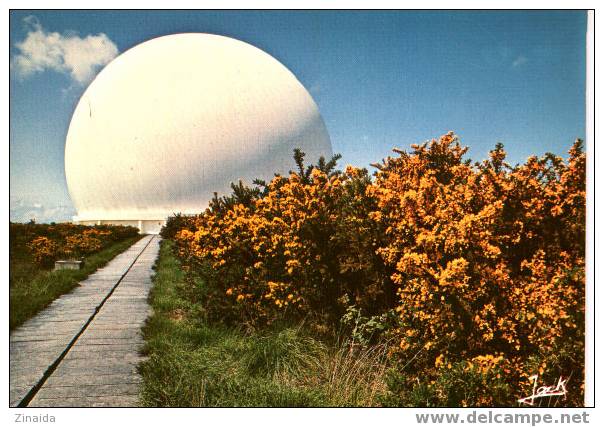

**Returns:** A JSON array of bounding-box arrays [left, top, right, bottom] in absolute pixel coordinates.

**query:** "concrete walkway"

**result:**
[[10, 235, 159, 407]]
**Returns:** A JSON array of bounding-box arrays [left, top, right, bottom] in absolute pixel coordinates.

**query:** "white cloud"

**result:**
[[10, 198, 76, 223], [512, 55, 528, 68], [11, 15, 119, 84]]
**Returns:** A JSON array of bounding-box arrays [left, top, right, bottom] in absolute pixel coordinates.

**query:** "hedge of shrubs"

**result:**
[[10, 222, 140, 268], [165, 132, 586, 406]]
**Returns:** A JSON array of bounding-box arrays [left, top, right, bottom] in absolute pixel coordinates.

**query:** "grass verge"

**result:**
[[9, 235, 143, 330], [139, 240, 389, 407]]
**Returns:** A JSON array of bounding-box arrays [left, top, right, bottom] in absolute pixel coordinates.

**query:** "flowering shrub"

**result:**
[[159, 213, 197, 240], [370, 133, 585, 405], [169, 133, 585, 406], [26, 236, 58, 268], [64, 231, 103, 257], [381, 354, 512, 407], [12, 222, 139, 268], [174, 150, 392, 328]]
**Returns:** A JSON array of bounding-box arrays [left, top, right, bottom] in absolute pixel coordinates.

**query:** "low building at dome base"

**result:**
[[74, 219, 165, 234]]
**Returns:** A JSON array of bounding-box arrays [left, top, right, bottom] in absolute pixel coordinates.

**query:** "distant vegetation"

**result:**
[[9, 222, 140, 329]]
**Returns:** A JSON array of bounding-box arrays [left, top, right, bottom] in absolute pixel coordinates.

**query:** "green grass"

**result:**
[[139, 240, 390, 407], [9, 235, 143, 330]]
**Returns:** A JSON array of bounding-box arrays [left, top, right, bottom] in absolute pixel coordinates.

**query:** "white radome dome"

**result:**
[[65, 33, 332, 233]]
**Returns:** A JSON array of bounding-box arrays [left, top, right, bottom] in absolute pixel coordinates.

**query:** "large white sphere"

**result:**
[[65, 33, 332, 229]]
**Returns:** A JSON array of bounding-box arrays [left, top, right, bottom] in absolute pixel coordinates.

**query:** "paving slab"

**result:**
[[35, 383, 141, 399], [30, 395, 140, 408]]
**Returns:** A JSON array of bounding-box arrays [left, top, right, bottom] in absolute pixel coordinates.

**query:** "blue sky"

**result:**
[[9, 10, 587, 223]]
